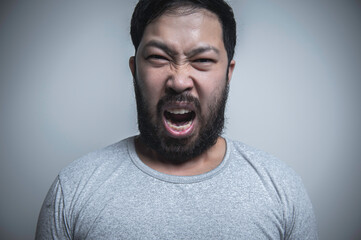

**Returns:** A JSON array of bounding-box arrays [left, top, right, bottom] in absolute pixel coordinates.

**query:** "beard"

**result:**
[[133, 75, 229, 164]]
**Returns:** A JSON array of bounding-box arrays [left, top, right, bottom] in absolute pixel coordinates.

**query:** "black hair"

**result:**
[[130, 0, 236, 63]]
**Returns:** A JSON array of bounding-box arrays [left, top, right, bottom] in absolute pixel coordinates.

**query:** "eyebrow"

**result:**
[[186, 46, 220, 58], [143, 40, 177, 56], [143, 40, 220, 58]]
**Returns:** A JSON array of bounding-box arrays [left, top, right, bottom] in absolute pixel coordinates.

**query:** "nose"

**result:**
[[165, 66, 194, 94]]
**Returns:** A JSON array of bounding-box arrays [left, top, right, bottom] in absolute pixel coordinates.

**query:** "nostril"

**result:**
[[166, 75, 193, 94], [166, 85, 192, 94], [165, 87, 179, 95]]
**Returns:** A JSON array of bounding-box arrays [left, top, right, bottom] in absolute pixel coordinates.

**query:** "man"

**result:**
[[36, 0, 318, 239]]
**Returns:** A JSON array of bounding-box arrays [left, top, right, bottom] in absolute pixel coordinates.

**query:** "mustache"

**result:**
[[157, 93, 201, 113]]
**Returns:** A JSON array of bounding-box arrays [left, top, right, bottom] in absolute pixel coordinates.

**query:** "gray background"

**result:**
[[0, 0, 360, 239]]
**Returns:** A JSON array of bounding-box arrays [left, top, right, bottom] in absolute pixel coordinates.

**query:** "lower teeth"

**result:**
[[166, 119, 192, 131]]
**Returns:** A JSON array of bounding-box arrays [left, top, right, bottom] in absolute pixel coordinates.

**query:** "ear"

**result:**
[[227, 60, 236, 84], [129, 56, 136, 78]]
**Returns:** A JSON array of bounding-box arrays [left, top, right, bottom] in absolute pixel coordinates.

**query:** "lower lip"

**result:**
[[163, 117, 195, 138]]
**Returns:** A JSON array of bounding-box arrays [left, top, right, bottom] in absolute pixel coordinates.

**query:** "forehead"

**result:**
[[138, 8, 225, 53]]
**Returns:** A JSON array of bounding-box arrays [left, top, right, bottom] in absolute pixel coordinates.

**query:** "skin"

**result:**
[[129, 9, 235, 176]]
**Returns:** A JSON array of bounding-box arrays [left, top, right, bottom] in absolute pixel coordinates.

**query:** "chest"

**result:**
[[69, 178, 285, 239]]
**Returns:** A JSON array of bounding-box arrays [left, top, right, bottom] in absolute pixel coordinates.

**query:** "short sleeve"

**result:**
[[35, 176, 72, 240], [285, 177, 318, 240]]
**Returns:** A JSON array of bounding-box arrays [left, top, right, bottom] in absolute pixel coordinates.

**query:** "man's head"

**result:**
[[130, 0, 236, 64], [129, 0, 236, 164]]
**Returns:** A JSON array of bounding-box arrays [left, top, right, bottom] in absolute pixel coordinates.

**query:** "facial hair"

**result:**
[[133, 75, 229, 164]]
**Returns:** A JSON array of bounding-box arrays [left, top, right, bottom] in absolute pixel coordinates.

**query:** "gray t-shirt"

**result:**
[[36, 137, 318, 239]]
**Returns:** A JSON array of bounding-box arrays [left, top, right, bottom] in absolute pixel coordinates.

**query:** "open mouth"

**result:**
[[163, 107, 196, 137]]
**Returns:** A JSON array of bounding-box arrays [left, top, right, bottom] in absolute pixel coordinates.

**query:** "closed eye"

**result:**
[[193, 58, 214, 63], [191, 58, 216, 71], [147, 55, 168, 61]]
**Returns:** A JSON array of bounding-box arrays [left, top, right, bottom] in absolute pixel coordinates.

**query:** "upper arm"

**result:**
[[285, 177, 318, 240], [35, 176, 72, 240]]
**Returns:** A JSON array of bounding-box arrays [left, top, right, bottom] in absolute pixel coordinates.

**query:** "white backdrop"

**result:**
[[0, 0, 360, 239]]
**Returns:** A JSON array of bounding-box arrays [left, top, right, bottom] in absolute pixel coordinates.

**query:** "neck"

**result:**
[[134, 136, 226, 176]]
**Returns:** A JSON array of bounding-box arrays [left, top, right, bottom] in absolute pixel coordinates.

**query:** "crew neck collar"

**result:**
[[127, 136, 231, 184]]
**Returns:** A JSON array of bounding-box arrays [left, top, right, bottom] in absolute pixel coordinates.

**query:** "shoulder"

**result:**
[[61, 137, 132, 175], [227, 139, 318, 238], [228, 139, 298, 176], [227, 138, 305, 201], [57, 137, 135, 194]]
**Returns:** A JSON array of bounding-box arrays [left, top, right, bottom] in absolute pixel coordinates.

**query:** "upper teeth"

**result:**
[[168, 109, 191, 114]]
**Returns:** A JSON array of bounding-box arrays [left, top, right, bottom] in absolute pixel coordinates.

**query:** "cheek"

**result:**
[[137, 68, 166, 107], [195, 71, 227, 101]]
